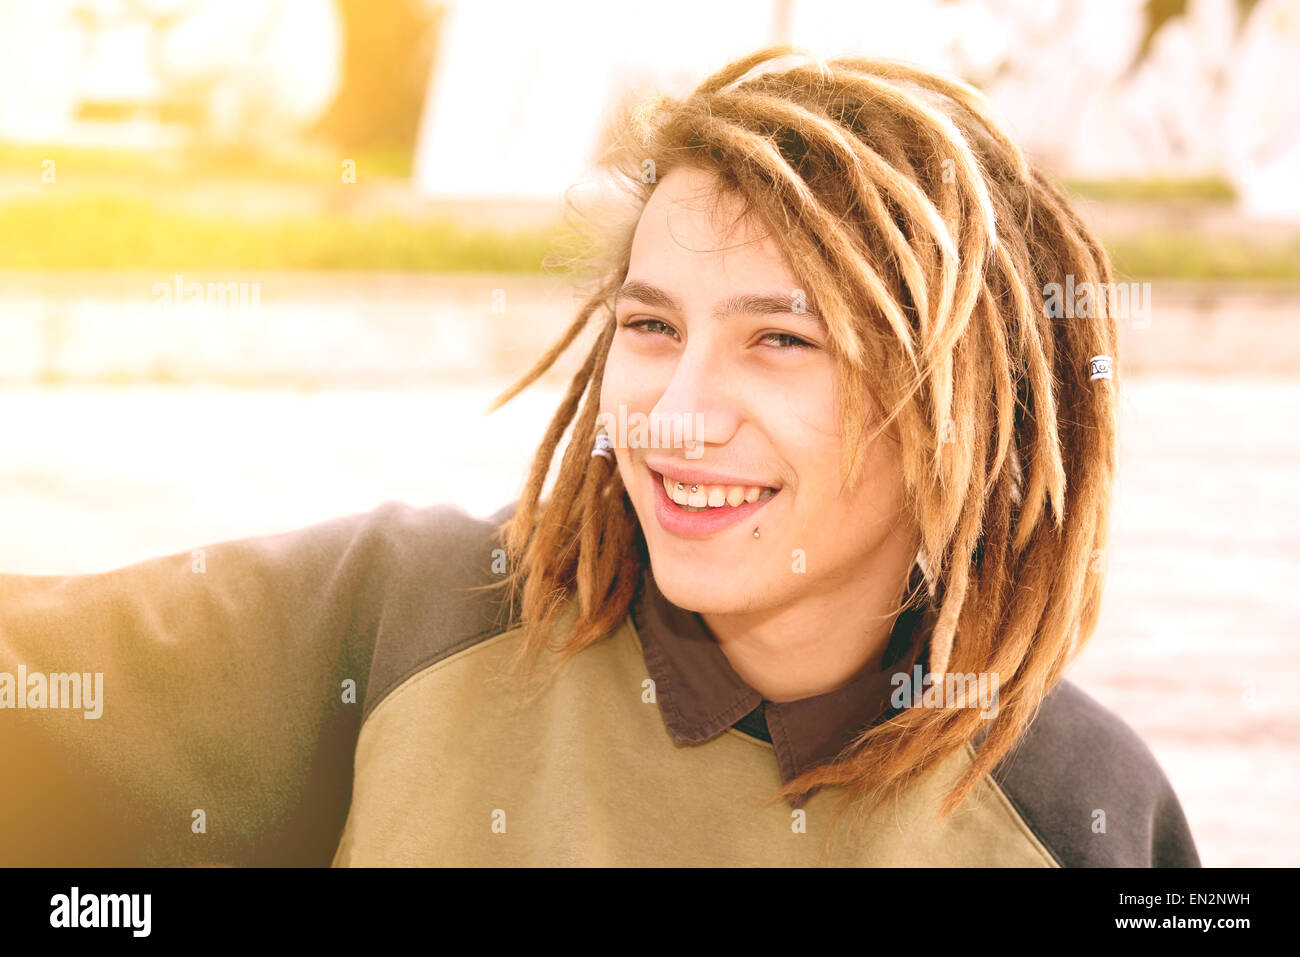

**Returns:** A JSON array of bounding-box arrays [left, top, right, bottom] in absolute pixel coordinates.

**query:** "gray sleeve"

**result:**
[[359, 500, 516, 723], [981, 679, 1201, 867], [0, 500, 462, 865]]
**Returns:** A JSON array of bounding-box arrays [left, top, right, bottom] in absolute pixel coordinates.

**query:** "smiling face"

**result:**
[[601, 165, 921, 617]]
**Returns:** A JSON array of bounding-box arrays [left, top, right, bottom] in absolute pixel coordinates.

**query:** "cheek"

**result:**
[[600, 342, 658, 494], [601, 338, 661, 415], [835, 441, 911, 550], [785, 392, 907, 537], [599, 343, 628, 415], [773, 376, 842, 496]]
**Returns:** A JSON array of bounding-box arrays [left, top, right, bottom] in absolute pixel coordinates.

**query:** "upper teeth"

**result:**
[[662, 474, 775, 508]]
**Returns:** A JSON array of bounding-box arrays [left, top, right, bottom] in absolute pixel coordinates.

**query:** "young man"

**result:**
[[0, 46, 1198, 866]]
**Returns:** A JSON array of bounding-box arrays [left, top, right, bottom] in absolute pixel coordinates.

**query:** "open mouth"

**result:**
[[655, 471, 780, 512]]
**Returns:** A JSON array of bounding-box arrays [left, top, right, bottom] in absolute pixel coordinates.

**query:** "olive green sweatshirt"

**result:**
[[0, 500, 1200, 866]]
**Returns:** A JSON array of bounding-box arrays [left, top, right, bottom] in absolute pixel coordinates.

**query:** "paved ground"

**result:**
[[2, 273, 1298, 383], [0, 374, 1295, 866]]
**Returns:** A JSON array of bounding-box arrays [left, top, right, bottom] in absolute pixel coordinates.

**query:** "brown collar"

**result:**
[[629, 568, 934, 808]]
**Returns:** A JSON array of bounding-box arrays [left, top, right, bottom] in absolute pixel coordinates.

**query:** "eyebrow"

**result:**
[[615, 279, 825, 324]]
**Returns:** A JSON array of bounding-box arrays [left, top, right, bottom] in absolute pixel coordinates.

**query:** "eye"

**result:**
[[620, 316, 680, 340], [757, 330, 816, 351]]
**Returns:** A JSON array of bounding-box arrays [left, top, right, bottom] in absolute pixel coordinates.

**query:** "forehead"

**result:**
[[629, 166, 797, 285]]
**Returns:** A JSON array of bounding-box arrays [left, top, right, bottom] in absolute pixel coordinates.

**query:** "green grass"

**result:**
[[0, 194, 567, 272], [3, 189, 1298, 280], [1105, 231, 1300, 282], [1062, 175, 1237, 204]]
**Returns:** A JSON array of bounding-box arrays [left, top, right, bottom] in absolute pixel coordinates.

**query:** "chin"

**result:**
[[645, 549, 771, 616]]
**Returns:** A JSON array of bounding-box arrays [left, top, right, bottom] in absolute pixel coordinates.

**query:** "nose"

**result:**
[[648, 340, 742, 456]]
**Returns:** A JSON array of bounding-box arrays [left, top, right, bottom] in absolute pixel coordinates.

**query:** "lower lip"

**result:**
[[651, 471, 779, 539]]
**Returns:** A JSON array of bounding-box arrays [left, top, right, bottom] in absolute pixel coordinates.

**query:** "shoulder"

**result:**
[[978, 678, 1201, 867], [346, 498, 515, 579], [344, 499, 519, 720]]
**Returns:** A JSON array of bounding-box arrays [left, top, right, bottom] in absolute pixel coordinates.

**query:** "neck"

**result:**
[[701, 558, 917, 704]]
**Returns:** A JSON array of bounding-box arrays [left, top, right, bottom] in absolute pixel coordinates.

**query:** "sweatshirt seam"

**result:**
[[361, 624, 522, 729], [967, 740, 1062, 867]]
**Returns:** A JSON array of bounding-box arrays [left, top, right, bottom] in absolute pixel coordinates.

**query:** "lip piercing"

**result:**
[[753, 527, 760, 538]]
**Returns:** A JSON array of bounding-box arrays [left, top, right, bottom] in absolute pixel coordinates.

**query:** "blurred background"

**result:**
[[0, 0, 1296, 866]]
